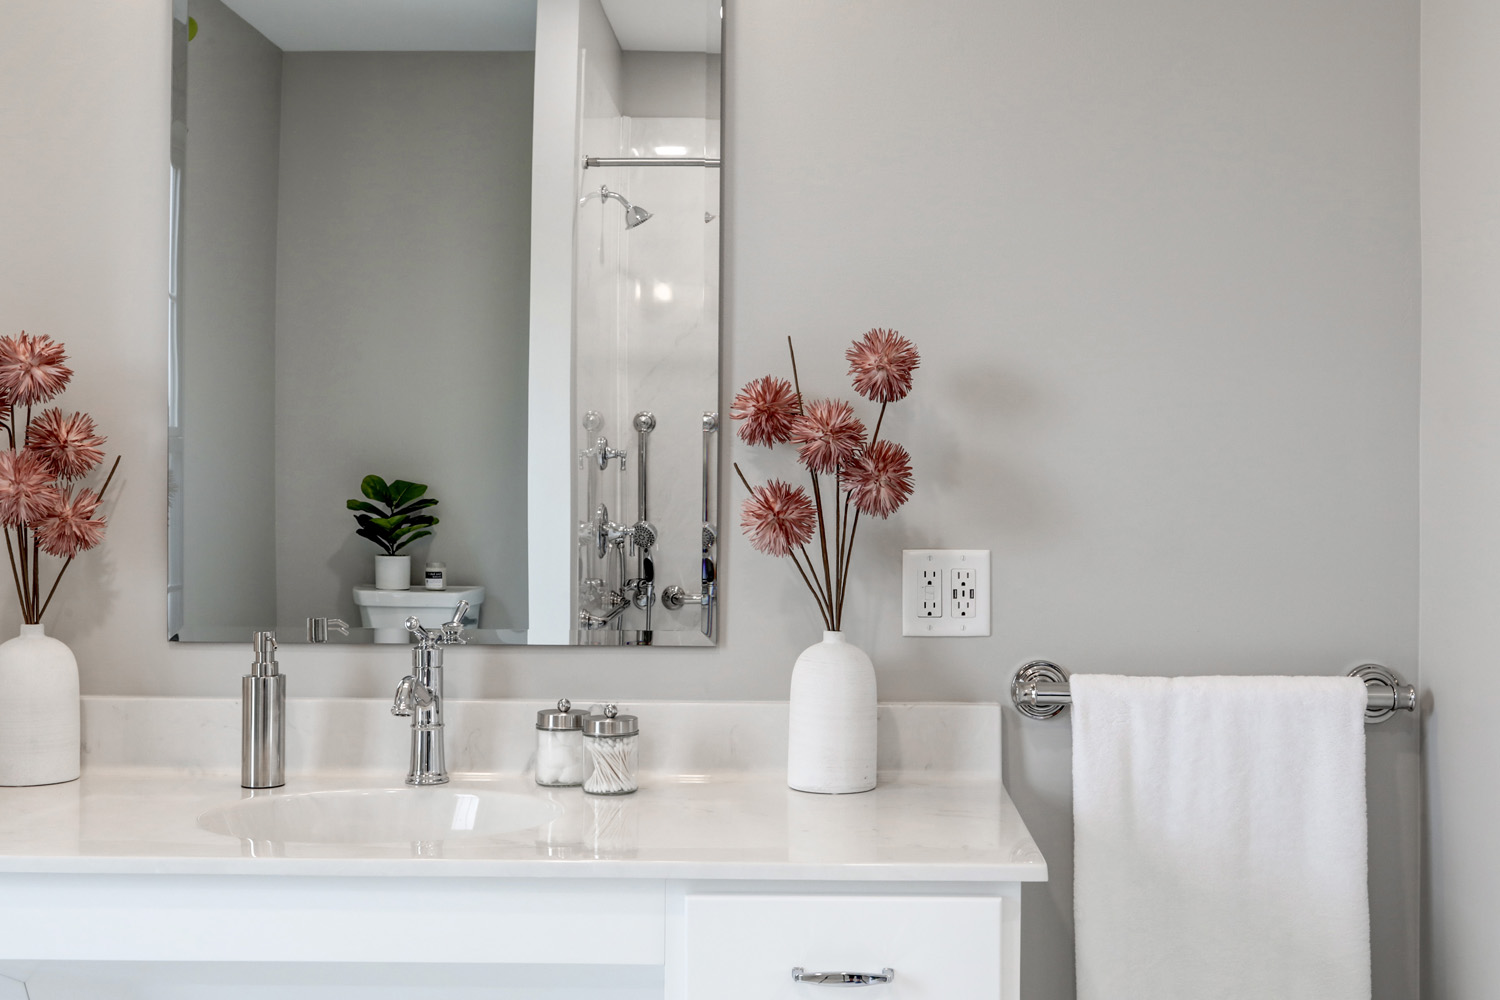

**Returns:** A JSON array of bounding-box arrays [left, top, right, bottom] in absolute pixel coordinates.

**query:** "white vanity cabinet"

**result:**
[[0, 699, 1045, 999], [0, 877, 1025, 999]]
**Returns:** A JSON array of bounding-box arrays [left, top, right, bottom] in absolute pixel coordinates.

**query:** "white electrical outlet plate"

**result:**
[[902, 549, 991, 636]]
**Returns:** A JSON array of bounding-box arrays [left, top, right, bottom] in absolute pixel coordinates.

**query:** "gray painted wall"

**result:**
[[0, 1, 1420, 998], [179, 0, 281, 631], [724, 4, 1419, 996], [1420, 0, 1500, 995], [273, 51, 535, 630]]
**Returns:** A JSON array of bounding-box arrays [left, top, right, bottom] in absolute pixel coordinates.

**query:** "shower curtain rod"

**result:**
[[1010, 660, 1417, 724], [584, 156, 721, 168]]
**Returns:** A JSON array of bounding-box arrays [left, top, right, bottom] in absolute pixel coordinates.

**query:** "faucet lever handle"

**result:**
[[404, 616, 436, 646], [440, 600, 470, 644]]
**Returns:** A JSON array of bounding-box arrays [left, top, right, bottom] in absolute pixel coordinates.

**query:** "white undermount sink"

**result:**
[[198, 786, 561, 844]]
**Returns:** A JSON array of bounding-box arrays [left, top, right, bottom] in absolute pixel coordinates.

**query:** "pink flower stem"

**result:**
[[834, 467, 842, 619], [838, 510, 862, 624], [786, 337, 806, 416], [790, 546, 833, 630], [805, 472, 835, 625], [16, 525, 32, 623], [834, 401, 887, 616], [785, 337, 836, 622], [35, 547, 68, 624], [3, 528, 26, 624], [37, 454, 120, 621]]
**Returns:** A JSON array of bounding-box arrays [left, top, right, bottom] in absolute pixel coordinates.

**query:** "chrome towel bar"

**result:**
[[1010, 661, 1417, 724]]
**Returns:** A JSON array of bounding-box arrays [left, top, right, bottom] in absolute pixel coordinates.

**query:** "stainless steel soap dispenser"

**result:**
[[242, 631, 285, 788]]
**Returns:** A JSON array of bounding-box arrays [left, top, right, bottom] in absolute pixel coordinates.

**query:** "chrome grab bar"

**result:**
[[792, 967, 894, 987], [661, 412, 719, 639], [701, 412, 715, 526], [634, 412, 654, 525], [1010, 660, 1418, 723], [631, 413, 657, 633]]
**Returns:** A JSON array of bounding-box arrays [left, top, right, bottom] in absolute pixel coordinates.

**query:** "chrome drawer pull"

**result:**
[[791, 967, 895, 987]]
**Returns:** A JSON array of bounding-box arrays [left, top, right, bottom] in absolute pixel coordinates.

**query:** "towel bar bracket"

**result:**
[[1010, 660, 1070, 720], [1010, 661, 1416, 725], [1351, 663, 1417, 722]]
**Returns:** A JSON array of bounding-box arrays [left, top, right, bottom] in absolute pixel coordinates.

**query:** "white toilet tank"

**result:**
[[352, 585, 485, 633]]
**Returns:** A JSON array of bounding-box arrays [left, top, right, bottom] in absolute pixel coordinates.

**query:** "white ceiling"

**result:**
[[221, 0, 538, 52], [601, 0, 721, 54]]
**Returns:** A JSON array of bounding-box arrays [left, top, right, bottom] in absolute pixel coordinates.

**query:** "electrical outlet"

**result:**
[[902, 550, 991, 636], [919, 568, 943, 618], [951, 568, 977, 618]]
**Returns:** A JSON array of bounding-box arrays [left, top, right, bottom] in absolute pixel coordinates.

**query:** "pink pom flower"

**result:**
[[34, 487, 105, 559], [789, 399, 866, 474], [0, 449, 61, 526], [843, 440, 914, 518], [740, 479, 817, 557], [846, 328, 920, 404], [27, 409, 105, 481], [0, 332, 72, 407], [731, 375, 801, 447]]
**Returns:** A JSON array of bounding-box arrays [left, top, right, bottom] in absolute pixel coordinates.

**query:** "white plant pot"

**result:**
[[0, 624, 80, 786], [787, 631, 877, 794], [374, 554, 411, 591]]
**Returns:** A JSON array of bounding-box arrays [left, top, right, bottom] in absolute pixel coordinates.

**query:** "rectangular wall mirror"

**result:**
[[167, 0, 723, 646]]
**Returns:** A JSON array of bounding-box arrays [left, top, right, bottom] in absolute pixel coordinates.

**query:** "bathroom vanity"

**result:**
[[0, 699, 1045, 999]]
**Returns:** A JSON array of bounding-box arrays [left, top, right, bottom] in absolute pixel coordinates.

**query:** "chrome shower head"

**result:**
[[624, 204, 652, 229], [583, 185, 653, 230]]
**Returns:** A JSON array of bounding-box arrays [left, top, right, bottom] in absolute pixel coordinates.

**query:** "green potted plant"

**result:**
[[347, 475, 439, 590]]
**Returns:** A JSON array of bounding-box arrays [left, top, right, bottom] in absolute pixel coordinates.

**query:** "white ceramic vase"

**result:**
[[0, 624, 80, 786], [374, 554, 411, 591], [787, 631, 877, 794]]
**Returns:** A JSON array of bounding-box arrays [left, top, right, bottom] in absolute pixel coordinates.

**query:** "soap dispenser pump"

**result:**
[[242, 631, 285, 788]]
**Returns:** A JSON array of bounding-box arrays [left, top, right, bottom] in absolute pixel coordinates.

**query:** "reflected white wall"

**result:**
[[526, 0, 587, 644]]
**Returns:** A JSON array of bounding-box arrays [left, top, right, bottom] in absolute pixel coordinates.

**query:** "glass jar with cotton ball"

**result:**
[[535, 699, 588, 787]]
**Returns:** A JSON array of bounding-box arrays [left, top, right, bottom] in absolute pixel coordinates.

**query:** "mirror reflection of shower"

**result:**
[[580, 185, 653, 229], [570, 54, 721, 644]]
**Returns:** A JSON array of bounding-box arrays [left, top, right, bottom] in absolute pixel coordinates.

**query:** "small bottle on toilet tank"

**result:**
[[424, 561, 446, 590]]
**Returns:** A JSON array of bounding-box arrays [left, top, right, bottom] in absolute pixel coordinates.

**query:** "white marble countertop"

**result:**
[[0, 767, 1046, 882], [0, 697, 1047, 883]]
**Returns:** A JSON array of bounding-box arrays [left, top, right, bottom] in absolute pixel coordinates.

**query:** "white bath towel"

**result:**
[[1071, 673, 1371, 1000]]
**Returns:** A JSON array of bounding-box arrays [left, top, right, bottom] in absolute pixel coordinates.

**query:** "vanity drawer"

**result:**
[[682, 894, 1003, 998]]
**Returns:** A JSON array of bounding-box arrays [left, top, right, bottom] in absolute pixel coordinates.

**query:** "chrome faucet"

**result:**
[[390, 601, 469, 785]]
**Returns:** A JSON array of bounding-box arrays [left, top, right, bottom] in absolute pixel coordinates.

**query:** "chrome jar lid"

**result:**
[[583, 704, 638, 737], [536, 698, 587, 731]]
